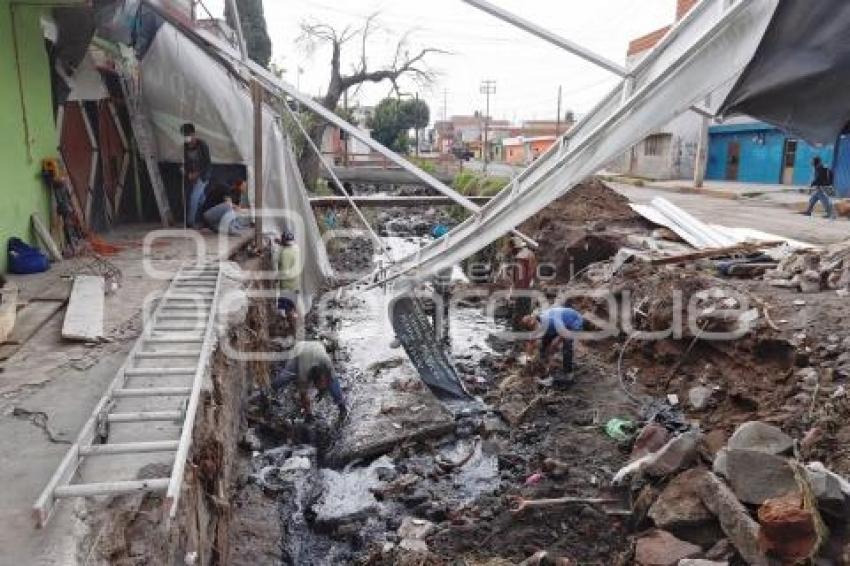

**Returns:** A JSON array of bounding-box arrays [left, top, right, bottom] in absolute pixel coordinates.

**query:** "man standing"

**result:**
[[508, 237, 538, 329], [277, 230, 302, 327], [181, 123, 212, 228], [271, 341, 347, 423], [520, 306, 584, 386], [804, 157, 836, 219]]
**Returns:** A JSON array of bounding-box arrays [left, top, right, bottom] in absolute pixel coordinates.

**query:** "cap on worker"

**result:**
[[180, 123, 196, 136], [281, 230, 295, 244]]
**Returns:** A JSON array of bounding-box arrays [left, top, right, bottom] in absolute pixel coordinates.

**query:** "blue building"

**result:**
[[706, 121, 836, 188]]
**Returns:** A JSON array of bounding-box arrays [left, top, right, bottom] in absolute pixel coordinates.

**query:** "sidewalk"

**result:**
[[605, 175, 819, 211], [0, 225, 250, 565]]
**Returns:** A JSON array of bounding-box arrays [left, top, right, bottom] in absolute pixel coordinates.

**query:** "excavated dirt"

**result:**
[[518, 179, 651, 283], [224, 179, 850, 564]]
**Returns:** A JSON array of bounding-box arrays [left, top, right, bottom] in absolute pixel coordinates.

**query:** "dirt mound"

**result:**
[[521, 178, 640, 230]]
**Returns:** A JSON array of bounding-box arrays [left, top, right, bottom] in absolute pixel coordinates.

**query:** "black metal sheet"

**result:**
[[719, 0, 850, 145], [389, 295, 473, 402]]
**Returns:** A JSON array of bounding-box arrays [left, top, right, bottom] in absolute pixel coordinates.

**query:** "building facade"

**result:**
[[0, 2, 74, 272], [707, 121, 834, 186]]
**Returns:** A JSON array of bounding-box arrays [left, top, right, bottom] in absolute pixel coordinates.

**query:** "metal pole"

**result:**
[[225, 0, 249, 62], [252, 80, 264, 248], [556, 85, 562, 136], [461, 0, 628, 77], [480, 79, 496, 172], [281, 101, 385, 252], [694, 94, 711, 188]]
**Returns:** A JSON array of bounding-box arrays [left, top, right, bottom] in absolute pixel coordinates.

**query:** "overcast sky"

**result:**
[[204, 0, 677, 124]]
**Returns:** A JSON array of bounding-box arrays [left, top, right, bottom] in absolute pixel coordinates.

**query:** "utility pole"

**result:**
[[480, 79, 496, 173], [343, 89, 349, 166], [415, 92, 420, 157], [555, 85, 562, 136], [694, 94, 711, 188]]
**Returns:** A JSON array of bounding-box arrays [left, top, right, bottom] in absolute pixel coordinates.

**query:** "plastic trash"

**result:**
[[605, 418, 636, 442]]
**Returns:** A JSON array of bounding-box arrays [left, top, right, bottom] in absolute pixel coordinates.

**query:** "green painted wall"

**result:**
[[0, 3, 58, 273]]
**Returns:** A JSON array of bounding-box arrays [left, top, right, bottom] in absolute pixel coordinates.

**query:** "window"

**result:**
[[644, 133, 672, 157]]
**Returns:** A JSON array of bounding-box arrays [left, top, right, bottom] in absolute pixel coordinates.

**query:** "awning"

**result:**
[[719, 0, 850, 145]]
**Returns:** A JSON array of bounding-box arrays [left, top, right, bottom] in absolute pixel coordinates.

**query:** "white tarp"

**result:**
[[138, 22, 333, 303], [372, 0, 780, 292]]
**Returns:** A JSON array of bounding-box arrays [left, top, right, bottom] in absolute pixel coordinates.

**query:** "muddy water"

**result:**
[[264, 236, 505, 564]]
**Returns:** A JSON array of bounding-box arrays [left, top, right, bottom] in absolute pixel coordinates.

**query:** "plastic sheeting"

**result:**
[[138, 22, 332, 304], [372, 0, 780, 292], [719, 0, 850, 146]]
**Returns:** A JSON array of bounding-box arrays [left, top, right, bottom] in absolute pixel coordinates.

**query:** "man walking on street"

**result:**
[[271, 341, 347, 423], [182, 123, 212, 228], [804, 157, 836, 219], [520, 306, 584, 387]]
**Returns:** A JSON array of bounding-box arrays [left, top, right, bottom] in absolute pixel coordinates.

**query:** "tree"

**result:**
[[296, 15, 444, 189], [368, 97, 431, 154], [225, 0, 272, 68]]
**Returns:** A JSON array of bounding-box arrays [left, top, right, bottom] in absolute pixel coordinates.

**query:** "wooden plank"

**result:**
[[0, 299, 66, 361], [31, 213, 62, 262], [649, 241, 785, 266], [62, 276, 104, 342]]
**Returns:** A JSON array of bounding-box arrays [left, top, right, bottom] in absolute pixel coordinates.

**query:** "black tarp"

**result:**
[[389, 295, 473, 402], [719, 0, 850, 145]]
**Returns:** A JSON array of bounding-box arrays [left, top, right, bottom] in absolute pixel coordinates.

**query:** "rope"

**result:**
[[280, 101, 388, 259]]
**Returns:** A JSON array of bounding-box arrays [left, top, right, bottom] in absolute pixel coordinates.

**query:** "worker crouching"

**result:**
[[520, 306, 584, 388], [270, 341, 348, 425]]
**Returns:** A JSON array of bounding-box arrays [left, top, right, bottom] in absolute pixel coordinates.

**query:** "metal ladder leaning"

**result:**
[[117, 45, 174, 226], [33, 262, 223, 528]]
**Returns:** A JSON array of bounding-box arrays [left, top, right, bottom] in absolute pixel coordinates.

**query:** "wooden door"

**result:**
[[725, 142, 740, 180], [781, 139, 798, 185]]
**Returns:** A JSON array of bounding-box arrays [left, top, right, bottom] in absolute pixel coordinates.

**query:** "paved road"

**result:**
[[610, 182, 849, 246]]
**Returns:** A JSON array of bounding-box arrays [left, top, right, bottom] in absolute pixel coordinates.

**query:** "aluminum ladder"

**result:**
[[118, 45, 174, 226], [33, 262, 222, 528]]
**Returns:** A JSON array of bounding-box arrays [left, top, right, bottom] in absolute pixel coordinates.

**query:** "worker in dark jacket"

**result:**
[[181, 122, 212, 228], [271, 341, 347, 423], [804, 157, 836, 219]]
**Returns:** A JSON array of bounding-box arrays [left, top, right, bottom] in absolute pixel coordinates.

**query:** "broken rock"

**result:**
[[649, 469, 714, 532], [634, 530, 700, 566], [727, 421, 793, 455], [806, 466, 850, 519], [631, 423, 671, 461], [696, 472, 768, 566], [726, 450, 797, 505], [758, 492, 819, 562], [644, 430, 701, 478]]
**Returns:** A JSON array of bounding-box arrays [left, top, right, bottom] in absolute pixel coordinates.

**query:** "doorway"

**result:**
[[725, 142, 740, 180], [781, 138, 798, 185]]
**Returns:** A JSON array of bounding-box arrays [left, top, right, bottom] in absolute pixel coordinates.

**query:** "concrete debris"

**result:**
[[397, 517, 435, 540], [805, 464, 850, 519], [614, 431, 700, 484], [725, 450, 797, 505], [726, 421, 793, 455], [696, 472, 768, 566], [687, 386, 712, 411], [712, 448, 729, 479], [634, 530, 701, 566]]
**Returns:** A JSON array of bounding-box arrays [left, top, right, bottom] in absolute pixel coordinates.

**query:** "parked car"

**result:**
[[451, 146, 474, 161]]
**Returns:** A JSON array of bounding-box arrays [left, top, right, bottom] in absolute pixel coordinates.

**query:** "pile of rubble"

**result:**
[[619, 421, 850, 565], [765, 241, 850, 294]]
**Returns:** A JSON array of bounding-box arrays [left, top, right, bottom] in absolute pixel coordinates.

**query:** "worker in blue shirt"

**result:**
[[520, 307, 584, 381]]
